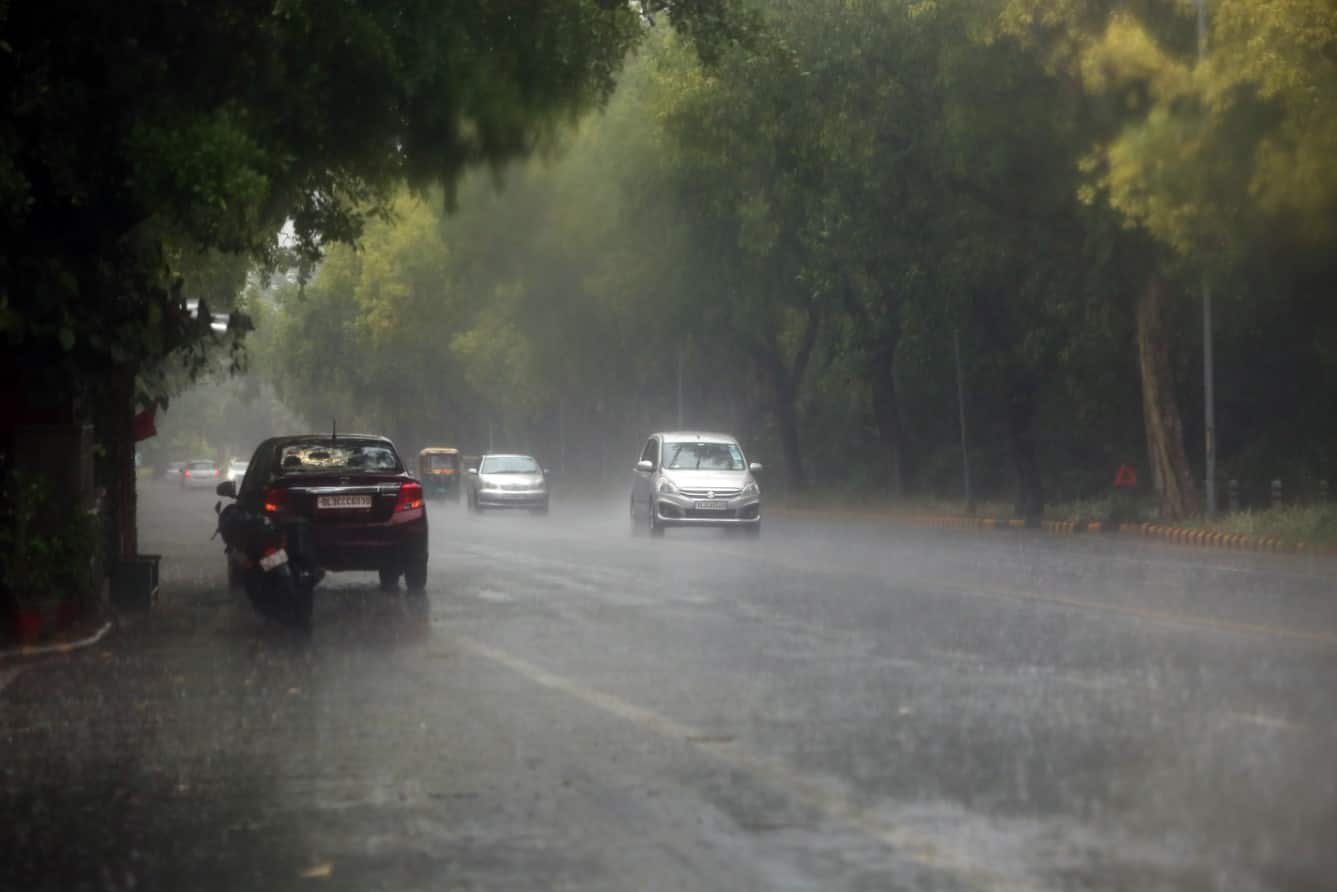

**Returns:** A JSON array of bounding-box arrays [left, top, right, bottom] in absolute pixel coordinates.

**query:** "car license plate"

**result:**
[[259, 548, 288, 571], [695, 500, 728, 511], [317, 494, 373, 510]]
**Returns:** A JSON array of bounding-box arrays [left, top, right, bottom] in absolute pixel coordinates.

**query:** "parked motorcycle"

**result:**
[[215, 500, 319, 627]]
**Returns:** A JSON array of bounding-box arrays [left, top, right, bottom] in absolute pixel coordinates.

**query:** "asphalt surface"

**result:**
[[3, 482, 1337, 891]]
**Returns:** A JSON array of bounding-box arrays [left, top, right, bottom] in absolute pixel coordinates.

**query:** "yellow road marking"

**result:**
[[455, 636, 1027, 891]]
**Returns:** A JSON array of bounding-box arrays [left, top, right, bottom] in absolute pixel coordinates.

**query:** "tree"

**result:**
[[0, 0, 733, 556]]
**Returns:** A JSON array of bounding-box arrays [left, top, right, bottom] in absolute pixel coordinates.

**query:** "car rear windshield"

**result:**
[[276, 441, 402, 474], [480, 456, 539, 474], [663, 442, 745, 471], [187, 461, 216, 471]]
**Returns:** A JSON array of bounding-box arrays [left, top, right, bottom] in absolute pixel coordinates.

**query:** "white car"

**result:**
[[629, 432, 762, 537], [225, 459, 248, 486]]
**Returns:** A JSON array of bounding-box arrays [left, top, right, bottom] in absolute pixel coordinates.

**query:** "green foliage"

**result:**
[[0, 472, 100, 606], [0, 0, 733, 410], [247, 2, 1337, 507]]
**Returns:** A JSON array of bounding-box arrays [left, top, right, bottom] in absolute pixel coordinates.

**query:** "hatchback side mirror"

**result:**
[[749, 462, 763, 473], [216, 480, 237, 498], [636, 460, 654, 472]]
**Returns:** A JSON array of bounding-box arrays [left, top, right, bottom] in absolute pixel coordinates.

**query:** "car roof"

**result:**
[[480, 453, 537, 460], [654, 431, 739, 444], [265, 434, 396, 448]]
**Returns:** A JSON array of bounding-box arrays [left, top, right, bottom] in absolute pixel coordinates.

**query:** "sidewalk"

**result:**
[[0, 609, 114, 661]]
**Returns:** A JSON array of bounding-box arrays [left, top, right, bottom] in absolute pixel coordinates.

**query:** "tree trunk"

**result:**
[[94, 366, 138, 561], [774, 376, 806, 492], [869, 344, 906, 498], [1136, 274, 1200, 520], [973, 288, 1044, 520], [753, 307, 820, 493], [1006, 368, 1044, 521]]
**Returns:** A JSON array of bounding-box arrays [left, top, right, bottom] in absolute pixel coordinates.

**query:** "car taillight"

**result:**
[[183, 470, 192, 478], [395, 482, 424, 513], [213, 469, 220, 477], [263, 487, 286, 513]]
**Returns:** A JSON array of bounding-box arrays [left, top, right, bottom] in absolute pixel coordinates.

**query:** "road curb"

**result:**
[[1120, 521, 1331, 556], [0, 618, 114, 662]]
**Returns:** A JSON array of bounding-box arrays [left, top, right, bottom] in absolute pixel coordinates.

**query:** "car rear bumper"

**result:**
[[654, 495, 760, 526], [306, 515, 428, 571]]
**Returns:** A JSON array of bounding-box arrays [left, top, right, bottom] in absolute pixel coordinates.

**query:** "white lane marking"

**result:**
[[1224, 711, 1307, 733], [455, 636, 1023, 891], [474, 589, 514, 603], [0, 665, 25, 695]]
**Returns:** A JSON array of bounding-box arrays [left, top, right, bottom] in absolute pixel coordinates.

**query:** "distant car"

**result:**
[[467, 454, 549, 514], [630, 432, 762, 537], [219, 434, 428, 592], [180, 459, 221, 489], [163, 461, 187, 481], [225, 459, 248, 486]]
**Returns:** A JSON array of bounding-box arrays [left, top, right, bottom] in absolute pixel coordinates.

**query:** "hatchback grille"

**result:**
[[679, 487, 741, 499]]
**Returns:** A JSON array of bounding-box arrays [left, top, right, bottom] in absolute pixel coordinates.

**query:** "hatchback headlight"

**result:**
[[658, 479, 678, 495], [742, 481, 760, 497]]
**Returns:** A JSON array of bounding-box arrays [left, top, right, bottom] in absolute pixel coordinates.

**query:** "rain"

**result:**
[[3, 2, 1336, 890]]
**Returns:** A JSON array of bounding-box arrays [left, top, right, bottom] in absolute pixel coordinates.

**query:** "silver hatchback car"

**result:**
[[630, 432, 762, 537]]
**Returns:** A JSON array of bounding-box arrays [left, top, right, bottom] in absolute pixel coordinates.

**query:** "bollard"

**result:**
[[1270, 478, 1283, 510], [1227, 478, 1240, 514]]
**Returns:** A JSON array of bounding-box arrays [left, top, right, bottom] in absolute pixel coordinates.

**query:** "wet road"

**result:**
[[4, 482, 1337, 891]]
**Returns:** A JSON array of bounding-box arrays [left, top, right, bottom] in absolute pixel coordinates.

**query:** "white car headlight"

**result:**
[[742, 481, 759, 497], [658, 479, 678, 495]]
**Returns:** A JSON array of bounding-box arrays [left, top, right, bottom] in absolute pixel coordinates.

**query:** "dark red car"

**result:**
[[223, 434, 428, 591]]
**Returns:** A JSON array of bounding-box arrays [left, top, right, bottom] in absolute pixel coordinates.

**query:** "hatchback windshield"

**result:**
[[479, 456, 540, 474], [663, 442, 745, 471], [187, 461, 216, 472], [277, 442, 401, 473]]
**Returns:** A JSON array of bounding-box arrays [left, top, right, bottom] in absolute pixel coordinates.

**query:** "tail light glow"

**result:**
[[395, 482, 424, 513], [263, 487, 287, 513]]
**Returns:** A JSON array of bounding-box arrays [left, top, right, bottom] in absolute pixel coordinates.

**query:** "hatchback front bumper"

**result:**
[[476, 490, 548, 509], [654, 493, 760, 526]]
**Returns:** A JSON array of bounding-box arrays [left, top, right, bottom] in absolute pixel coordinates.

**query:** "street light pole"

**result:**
[[953, 328, 974, 515], [676, 345, 684, 429], [1197, 0, 1217, 518]]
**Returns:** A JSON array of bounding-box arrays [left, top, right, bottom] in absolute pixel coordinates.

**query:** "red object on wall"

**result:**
[[133, 407, 157, 441], [1113, 464, 1138, 488]]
